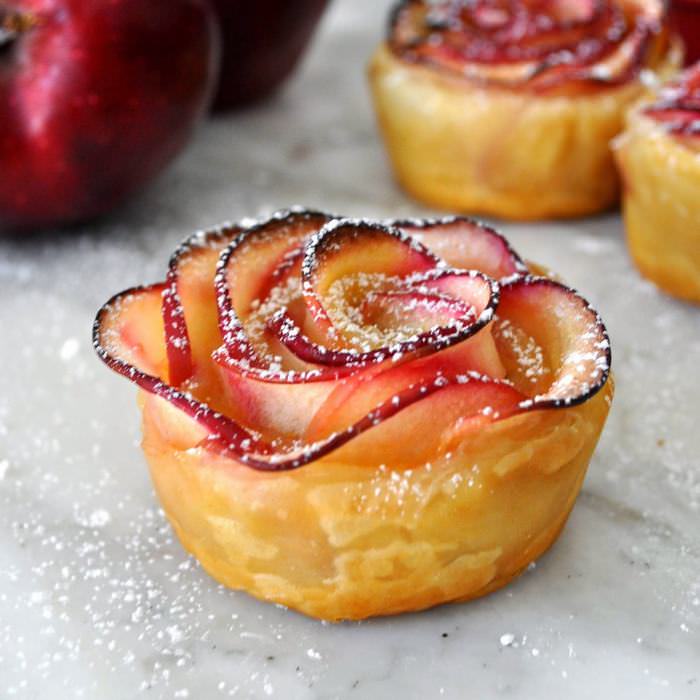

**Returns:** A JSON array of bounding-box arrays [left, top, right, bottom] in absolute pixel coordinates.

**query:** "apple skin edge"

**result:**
[[93, 210, 612, 472], [0, 0, 220, 232], [210, 0, 328, 110]]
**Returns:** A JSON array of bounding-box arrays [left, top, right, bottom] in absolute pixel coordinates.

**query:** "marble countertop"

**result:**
[[1, 1, 699, 698]]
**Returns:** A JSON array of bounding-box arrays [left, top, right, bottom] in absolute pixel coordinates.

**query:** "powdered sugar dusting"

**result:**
[[0, 2, 698, 694]]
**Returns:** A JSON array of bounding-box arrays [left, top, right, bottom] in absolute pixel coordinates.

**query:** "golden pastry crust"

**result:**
[[143, 380, 612, 621], [613, 95, 700, 303], [93, 211, 614, 620], [368, 1, 680, 220]]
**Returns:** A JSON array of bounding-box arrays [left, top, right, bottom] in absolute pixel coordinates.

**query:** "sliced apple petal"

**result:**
[[213, 348, 343, 437], [495, 276, 611, 408], [301, 219, 441, 340], [98, 284, 169, 377], [305, 336, 506, 443], [327, 377, 525, 467], [216, 210, 333, 352], [93, 285, 263, 452], [270, 269, 499, 371], [360, 290, 471, 330], [162, 223, 243, 387], [204, 373, 524, 470], [395, 217, 528, 280], [94, 291, 521, 471], [643, 63, 700, 136]]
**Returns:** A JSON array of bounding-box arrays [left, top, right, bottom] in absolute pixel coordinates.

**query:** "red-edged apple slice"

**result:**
[[216, 210, 333, 358], [203, 373, 524, 470], [303, 270, 507, 444], [395, 217, 528, 280], [495, 276, 611, 408], [162, 224, 243, 387], [301, 219, 442, 343], [327, 377, 525, 467], [270, 268, 500, 370], [100, 283, 170, 378], [360, 290, 471, 328], [214, 210, 338, 375], [242, 261, 330, 366], [94, 284, 264, 452], [644, 64, 700, 136], [94, 291, 521, 470], [213, 347, 347, 438], [212, 210, 353, 436], [305, 341, 503, 443]]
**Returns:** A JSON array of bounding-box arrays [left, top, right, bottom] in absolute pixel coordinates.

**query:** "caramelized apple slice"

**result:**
[[305, 349, 503, 443], [94, 210, 611, 475], [643, 63, 700, 137], [271, 269, 499, 366], [327, 376, 525, 467], [211, 211, 342, 434], [162, 224, 243, 387], [360, 290, 470, 329], [216, 209, 334, 363], [395, 217, 528, 279], [95, 289, 522, 470], [204, 373, 525, 470], [213, 348, 345, 438], [389, 0, 663, 92], [99, 284, 169, 377], [301, 219, 441, 341], [495, 276, 611, 407], [94, 285, 263, 452]]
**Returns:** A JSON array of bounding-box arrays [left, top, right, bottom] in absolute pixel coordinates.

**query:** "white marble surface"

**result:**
[[1, 1, 699, 698]]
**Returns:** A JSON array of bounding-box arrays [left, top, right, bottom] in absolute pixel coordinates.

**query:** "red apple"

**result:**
[[210, 0, 328, 110], [0, 0, 219, 231], [669, 0, 700, 65]]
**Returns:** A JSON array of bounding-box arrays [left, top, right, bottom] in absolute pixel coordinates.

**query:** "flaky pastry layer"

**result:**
[[614, 112, 700, 303], [369, 44, 680, 220], [142, 380, 612, 621]]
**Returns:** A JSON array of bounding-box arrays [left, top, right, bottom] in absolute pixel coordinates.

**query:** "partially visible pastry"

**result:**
[[368, 0, 680, 220], [613, 63, 700, 303], [94, 210, 614, 621]]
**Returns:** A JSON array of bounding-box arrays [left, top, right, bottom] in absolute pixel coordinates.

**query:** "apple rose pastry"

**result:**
[[368, 0, 679, 220], [613, 63, 700, 303], [93, 209, 613, 620]]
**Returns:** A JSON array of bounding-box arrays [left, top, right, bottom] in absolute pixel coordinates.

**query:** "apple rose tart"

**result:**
[[368, 0, 680, 220], [613, 63, 700, 303], [93, 209, 613, 620]]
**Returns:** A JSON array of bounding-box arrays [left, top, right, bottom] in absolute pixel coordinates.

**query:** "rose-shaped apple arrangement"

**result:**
[[0, 0, 219, 231], [613, 63, 700, 303], [94, 209, 613, 620], [369, 0, 680, 219]]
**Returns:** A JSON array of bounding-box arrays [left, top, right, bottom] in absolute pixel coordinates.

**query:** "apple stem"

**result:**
[[0, 10, 36, 49]]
